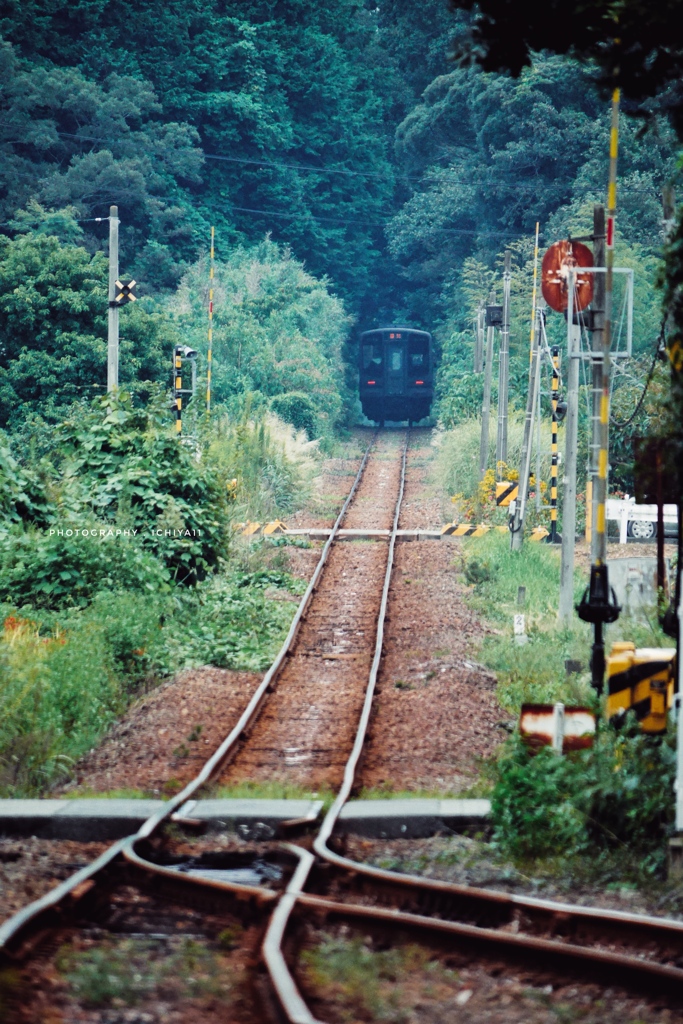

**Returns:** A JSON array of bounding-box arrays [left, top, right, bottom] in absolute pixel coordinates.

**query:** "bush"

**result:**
[[58, 392, 230, 584], [491, 725, 676, 876], [270, 391, 319, 438], [0, 435, 52, 527], [151, 572, 298, 673], [0, 530, 170, 609]]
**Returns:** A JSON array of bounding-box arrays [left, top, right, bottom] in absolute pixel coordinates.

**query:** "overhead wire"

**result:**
[[610, 317, 668, 430]]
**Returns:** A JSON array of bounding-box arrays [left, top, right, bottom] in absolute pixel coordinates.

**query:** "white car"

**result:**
[[606, 497, 678, 543]]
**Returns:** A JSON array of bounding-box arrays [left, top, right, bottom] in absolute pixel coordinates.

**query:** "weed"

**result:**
[[172, 744, 190, 758], [300, 934, 457, 1022], [57, 936, 234, 1008], [464, 557, 492, 586], [212, 779, 333, 806], [394, 679, 413, 690], [187, 724, 203, 742]]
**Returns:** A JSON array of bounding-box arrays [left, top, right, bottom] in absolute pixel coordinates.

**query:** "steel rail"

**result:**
[[294, 894, 683, 995], [261, 430, 683, 1019], [0, 437, 377, 961], [261, 432, 410, 1021]]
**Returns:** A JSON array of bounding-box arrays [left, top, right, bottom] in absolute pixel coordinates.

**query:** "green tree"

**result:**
[[171, 238, 353, 437], [0, 228, 173, 426]]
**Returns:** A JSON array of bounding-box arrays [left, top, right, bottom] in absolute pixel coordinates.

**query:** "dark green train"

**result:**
[[358, 327, 434, 426]]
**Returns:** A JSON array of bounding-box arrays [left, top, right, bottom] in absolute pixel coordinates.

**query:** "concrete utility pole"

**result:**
[[474, 305, 485, 373], [559, 272, 581, 624], [496, 250, 512, 469], [479, 290, 497, 481], [107, 205, 119, 392], [589, 205, 606, 559], [510, 301, 544, 551]]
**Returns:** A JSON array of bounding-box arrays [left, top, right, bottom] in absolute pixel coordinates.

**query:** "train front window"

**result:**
[[389, 347, 403, 371], [408, 335, 429, 371], [362, 342, 383, 372]]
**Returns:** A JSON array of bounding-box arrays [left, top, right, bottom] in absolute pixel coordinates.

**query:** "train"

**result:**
[[358, 327, 434, 425]]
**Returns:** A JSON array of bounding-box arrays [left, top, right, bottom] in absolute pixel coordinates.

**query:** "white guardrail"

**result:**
[[606, 496, 678, 544]]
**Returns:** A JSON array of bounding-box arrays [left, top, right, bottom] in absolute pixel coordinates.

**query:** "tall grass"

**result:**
[[0, 594, 162, 795], [206, 404, 318, 521], [0, 568, 304, 795], [434, 415, 556, 502], [457, 532, 592, 712]]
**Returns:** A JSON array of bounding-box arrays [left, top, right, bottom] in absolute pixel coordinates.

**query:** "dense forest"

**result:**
[[0, 0, 676, 449], [0, 0, 679, 793]]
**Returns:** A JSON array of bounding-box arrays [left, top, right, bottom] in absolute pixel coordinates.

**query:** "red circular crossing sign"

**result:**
[[541, 240, 594, 313]]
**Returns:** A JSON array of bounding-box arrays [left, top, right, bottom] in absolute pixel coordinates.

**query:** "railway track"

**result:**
[[3, 428, 683, 1022]]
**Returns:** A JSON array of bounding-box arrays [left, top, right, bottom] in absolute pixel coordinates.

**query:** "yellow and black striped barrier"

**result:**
[[262, 520, 288, 535], [233, 521, 289, 537], [441, 523, 508, 537], [549, 346, 560, 541], [606, 641, 677, 734], [495, 481, 518, 507], [442, 523, 493, 537], [441, 522, 548, 540]]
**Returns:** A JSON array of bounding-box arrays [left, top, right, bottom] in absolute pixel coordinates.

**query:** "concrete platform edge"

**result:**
[[0, 797, 490, 841]]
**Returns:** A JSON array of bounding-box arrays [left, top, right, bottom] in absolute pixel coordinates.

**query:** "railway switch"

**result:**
[[606, 641, 677, 733]]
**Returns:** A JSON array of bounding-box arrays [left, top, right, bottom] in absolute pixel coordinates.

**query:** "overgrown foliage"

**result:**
[[171, 239, 352, 438], [491, 726, 675, 878], [57, 392, 229, 584]]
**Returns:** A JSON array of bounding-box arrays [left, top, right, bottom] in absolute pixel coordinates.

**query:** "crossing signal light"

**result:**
[[115, 279, 137, 304]]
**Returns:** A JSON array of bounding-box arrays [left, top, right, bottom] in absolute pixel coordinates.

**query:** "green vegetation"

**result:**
[[491, 728, 675, 879], [300, 934, 458, 1023], [454, 531, 676, 882], [213, 780, 334, 808], [57, 936, 237, 1008], [0, 385, 319, 795], [434, 417, 554, 529]]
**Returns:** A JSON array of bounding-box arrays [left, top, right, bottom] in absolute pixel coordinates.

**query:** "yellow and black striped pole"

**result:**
[[206, 226, 214, 415], [549, 346, 560, 543], [174, 346, 183, 434], [577, 88, 622, 692]]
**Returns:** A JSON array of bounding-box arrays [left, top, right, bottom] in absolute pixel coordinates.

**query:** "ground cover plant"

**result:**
[[55, 935, 241, 1012]]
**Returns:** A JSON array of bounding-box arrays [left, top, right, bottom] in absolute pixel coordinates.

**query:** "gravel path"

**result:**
[[358, 540, 500, 793], [57, 668, 262, 797]]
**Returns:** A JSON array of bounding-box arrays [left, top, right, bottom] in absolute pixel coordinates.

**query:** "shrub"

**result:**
[[270, 391, 319, 438], [0, 435, 52, 527], [0, 530, 170, 609], [151, 573, 297, 673], [58, 392, 230, 584], [491, 725, 676, 876]]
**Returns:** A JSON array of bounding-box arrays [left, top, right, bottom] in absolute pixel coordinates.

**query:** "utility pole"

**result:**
[[577, 90, 622, 690], [559, 272, 581, 624], [107, 205, 119, 393], [510, 301, 544, 550], [589, 205, 606, 557], [496, 250, 512, 470], [479, 290, 498, 480], [474, 305, 485, 373]]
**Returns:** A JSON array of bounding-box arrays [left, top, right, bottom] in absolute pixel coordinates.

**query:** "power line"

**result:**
[[0, 118, 671, 194]]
